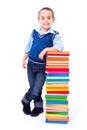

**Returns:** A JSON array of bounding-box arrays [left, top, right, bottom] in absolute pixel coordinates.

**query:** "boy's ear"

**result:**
[[38, 18, 40, 23], [53, 18, 55, 22]]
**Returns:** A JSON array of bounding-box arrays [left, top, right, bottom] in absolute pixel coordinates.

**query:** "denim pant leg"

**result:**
[[22, 66, 36, 104], [32, 72, 46, 108], [34, 92, 43, 108]]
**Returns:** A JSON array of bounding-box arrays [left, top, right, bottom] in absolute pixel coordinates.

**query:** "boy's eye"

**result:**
[[41, 17, 45, 20], [48, 17, 51, 19]]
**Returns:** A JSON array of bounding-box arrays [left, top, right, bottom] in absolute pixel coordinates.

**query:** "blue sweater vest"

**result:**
[[28, 29, 57, 63]]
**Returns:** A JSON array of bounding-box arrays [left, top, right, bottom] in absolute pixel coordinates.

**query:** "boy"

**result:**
[[21, 7, 64, 117]]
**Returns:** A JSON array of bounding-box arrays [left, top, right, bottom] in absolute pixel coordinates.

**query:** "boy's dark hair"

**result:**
[[38, 7, 55, 19]]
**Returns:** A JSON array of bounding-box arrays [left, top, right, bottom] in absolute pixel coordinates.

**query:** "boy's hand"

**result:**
[[39, 49, 47, 60], [22, 53, 28, 69], [22, 59, 27, 69]]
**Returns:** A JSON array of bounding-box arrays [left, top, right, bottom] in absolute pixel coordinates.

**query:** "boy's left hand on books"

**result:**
[[39, 49, 47, 60]]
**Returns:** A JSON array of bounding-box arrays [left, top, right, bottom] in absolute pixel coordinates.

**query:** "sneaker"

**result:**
[[30, 107, 43, 117], [21, 100, 31, 115]]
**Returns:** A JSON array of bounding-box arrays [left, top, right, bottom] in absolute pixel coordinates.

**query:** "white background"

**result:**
[[0, 0, 87, 129]]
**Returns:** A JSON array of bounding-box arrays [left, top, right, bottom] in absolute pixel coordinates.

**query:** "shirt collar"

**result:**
[[35, 26, 55, 35]]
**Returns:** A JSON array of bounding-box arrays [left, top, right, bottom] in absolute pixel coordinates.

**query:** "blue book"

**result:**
[[45, 119, 68, 124]]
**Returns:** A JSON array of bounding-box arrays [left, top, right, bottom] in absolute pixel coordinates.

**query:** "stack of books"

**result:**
[[45, 51, 70, 124]]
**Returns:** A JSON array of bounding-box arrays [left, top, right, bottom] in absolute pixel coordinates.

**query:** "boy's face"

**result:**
[[38, 9, 55, 31]]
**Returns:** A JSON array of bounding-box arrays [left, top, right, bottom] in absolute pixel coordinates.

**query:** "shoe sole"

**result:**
[[30, 110, 44, 117]]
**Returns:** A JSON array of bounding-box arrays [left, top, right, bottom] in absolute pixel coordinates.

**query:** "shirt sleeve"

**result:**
[[53, 33, 64, 51], [24, 34, 33, 53]]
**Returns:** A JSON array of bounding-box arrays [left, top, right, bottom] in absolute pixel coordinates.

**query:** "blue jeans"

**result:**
[[22, 60, 46, 108]]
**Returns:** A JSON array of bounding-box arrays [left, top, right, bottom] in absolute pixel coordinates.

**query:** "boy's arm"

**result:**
[[39, 47, 59, 60], [39, 33, 64, 60], [22, 31, 34, 69], [22, 53, 28, 69]]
